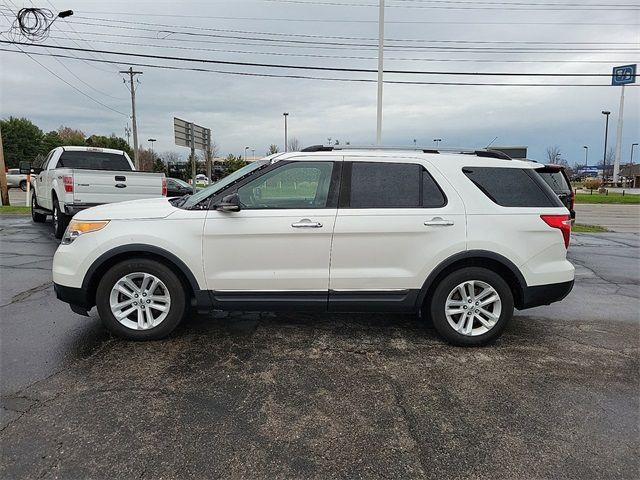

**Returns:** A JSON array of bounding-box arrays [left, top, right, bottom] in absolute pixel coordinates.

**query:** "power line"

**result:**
[[48, 33, 635, 65], [263, 0, 639, 9], [1, 47, 625, 87], [0, 41, 621, 76]]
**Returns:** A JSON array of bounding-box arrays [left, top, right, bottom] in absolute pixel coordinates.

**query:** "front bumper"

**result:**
[[54, 283, 91, 316], [519, 279, 574, 310], [64, 203, 102, 216]]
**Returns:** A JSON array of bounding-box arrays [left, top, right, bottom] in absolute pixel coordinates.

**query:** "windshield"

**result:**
[[181, 160, 269, 208], [170, 178, 191, 189], [56, 151, 132, 171], [538, 170, 570, 193]]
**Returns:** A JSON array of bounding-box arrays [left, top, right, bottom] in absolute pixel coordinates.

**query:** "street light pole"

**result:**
[[582, 145, 588, 167], [601, 111, 611, 183], [148, 138, 156, 161], [631, 143, 638, 165], [433, 138, 442, 148], [251, 149, 255, 161], [283, 112, 289, 152], [245, 146, 250, 162]]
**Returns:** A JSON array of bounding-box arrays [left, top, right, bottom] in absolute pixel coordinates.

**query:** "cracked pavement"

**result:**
[[0, 215, 638, 479]]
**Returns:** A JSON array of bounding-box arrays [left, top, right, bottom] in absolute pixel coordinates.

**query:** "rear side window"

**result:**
[[537, 170, 570, 193], [463, 167, 563, 207], [348, 162, 446, 208], [56, 151, 132, 171]]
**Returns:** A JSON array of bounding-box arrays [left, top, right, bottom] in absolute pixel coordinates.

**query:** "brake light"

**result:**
[[541, 214, 571, 248], [161, 177, 167, 196], [63, 175, 73, 193]]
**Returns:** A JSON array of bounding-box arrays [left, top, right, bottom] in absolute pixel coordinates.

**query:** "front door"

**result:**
[[202, 158, 341, 309]]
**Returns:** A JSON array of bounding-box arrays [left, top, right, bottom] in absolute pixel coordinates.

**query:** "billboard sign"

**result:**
[[174, 117, 210, 151], [611, 64, 636, 86]]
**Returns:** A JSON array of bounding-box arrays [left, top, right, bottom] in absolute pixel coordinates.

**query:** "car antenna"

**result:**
[[485, 136, 498, 148]]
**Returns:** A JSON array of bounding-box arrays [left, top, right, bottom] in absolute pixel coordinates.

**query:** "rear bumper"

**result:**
[[64, 203, 102, 216], [518, 279, 574, 310], [54, 283, 91, 315]]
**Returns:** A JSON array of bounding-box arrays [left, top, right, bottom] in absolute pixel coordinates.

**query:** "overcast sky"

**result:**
[[1, 0, 638, 165]]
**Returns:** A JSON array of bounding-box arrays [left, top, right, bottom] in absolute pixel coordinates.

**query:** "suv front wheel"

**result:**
[[96, 259, 188, 340], [429, 267, 514, 346]]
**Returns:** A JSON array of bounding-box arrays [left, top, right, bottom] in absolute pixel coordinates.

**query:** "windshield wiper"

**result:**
[[172, 193, 191, 208]]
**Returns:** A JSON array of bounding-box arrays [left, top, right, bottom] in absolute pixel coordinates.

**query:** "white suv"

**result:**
[[52, 147, 574, 346]]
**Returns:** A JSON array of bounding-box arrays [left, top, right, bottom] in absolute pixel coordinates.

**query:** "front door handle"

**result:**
[[292, 218, 323, 228], [424, 217, 454, 227]]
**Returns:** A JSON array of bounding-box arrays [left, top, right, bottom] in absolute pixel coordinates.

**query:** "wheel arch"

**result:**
[[418, 250, 527, 311], [82, 244, 203, 308]]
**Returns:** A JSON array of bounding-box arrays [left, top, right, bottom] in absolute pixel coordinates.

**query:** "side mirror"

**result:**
[[19, 161, 33, 175], [216, 193, 241, 212]]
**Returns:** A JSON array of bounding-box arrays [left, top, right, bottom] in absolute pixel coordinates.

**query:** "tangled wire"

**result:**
[[8, 8, 72, 43]]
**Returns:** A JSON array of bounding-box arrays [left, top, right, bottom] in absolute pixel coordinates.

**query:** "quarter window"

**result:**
[[237, 161, 334, 209], [349, 162, 446, 208]]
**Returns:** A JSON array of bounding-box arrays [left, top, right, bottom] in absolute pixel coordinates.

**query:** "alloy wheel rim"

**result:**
[[109, 272, 171, 330], [53, 207, 58, 229], [445, 280, 502, 337]]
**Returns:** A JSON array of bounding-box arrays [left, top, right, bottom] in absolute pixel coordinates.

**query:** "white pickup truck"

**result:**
[[29, 146, 167, 238]]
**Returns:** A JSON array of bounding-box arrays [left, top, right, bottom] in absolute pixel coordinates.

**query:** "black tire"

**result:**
[[52, 198, 68, 239], [19, 180, 27, 192], [31, 192, 47, 223], [429, 267, 514, 347], [95, 259, 188, 340]]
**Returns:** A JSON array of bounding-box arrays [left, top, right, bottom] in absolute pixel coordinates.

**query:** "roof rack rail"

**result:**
[[300, 144, 512, 160]]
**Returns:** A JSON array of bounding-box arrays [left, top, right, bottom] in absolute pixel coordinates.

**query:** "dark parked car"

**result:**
[[537, 164, 575, 222], [166, 177, 193, 197]]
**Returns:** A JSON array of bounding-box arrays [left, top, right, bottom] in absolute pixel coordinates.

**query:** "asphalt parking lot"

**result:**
[[1, 214, 638, 479]]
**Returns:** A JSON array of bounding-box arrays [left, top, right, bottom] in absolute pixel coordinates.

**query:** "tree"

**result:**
[[137, 148, 154, 171], [40, 130, 63, 155], [86, 133, 132, 156], [152, 158, 167, 173], [287, 137, 301, 152], [267, 144, 279, 155], [223, 154, 247, 176], [57, 126, 85, 145], [160, 151, 182, 164], [0, 117, 44, 168], [545, 145, 562, 164]]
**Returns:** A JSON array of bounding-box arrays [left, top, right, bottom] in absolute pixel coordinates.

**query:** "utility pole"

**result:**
[[120, 67, 143, 169], [190, 122, 196, 194], [376, 0, 385, 145], [206, 141, 212, 182], [124, 124, 131, 147], [0, 125, 9, 206]]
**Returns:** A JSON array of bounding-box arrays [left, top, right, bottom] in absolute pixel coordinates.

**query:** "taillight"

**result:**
[[541, 214, 571, 248], [63, 175, 73, 193], [161, 177, 167, 196], [569, 189, 575, 211]]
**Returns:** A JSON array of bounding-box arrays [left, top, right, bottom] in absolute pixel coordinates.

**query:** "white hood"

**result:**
[[74, 197, 177, 220]]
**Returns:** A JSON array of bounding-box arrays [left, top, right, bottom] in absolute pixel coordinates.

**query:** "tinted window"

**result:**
[[237, 161, 334, 209], [56, 151, 132, 171], [538, 170, 570, 193], [349, 162, 445, 208], [463, 167, 563, 207]]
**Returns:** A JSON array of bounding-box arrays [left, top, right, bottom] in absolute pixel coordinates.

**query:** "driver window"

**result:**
[[237, 161, 334, 209]]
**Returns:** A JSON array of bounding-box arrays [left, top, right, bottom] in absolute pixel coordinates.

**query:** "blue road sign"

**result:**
[[612, 64, 636, 86]]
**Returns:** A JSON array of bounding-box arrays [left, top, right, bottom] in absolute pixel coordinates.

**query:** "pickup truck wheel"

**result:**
[[31, 192, 46, 223], [19, 180, 27, 191], [96, 259, 187, 340], [52, 199, 68, 239], [429, 267, 514, 347]]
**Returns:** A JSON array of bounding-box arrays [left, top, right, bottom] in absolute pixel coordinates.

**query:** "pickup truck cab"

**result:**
[[30, 146, 167, 238]]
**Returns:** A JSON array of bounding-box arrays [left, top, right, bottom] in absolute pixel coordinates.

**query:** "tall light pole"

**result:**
[[245, 146, 250, 162], [148, 138, 156, 160], [251, 149, 255, 161], [582, 145, 588, 168], [376, 0, 385, 145], [602, 111, 611, 183], [433, 138, 442, 148], [283, 112, 289, 152], [631, 143, 638, 164]]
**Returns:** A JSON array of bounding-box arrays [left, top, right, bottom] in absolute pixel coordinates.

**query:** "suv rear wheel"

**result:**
[[96, 259, 188, 340], [429, 267, 514, 346]]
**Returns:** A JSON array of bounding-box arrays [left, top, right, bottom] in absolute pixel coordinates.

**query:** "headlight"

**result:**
[[61, 220, 109, 245]]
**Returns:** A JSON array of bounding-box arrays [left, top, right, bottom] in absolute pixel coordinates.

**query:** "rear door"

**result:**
[[328, 158, 466, 310]]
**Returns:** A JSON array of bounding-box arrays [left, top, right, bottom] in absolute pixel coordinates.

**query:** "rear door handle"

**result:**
[[292, 218, 323, 228], [424, 217, 454, 227]]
